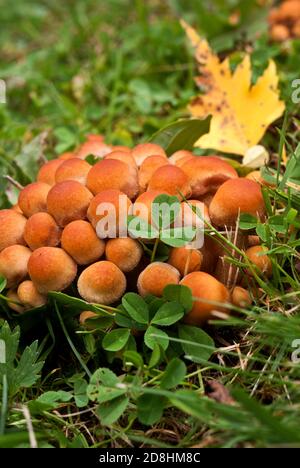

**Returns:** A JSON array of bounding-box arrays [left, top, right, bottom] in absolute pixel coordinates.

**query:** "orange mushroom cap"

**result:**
[[137, 262, 180, 297], [180, 271, 230, 325], [18, 182, 51, 218], [86, 159, 139, 200], [55, 158, 91, 185], [28, 247, 77, 294], [209, 178, 265, 227], [0, 209, 27, 252], [77, 261, 126, 305], [132, 143, 167, 167], [61, 220, 105, 265], [37, 159, 64, 186], [148, 165, 191, 200], [47, 180, 93, 227], [24, 212, 61, 250], [181, 156, 238, 198]]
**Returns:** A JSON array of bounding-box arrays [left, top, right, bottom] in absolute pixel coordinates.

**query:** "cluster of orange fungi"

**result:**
[[0, 134, 272, 326]]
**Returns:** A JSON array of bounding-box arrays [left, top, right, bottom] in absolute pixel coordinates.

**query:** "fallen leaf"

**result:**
[[182, 20, 285, 155], [206, 380, 235, 405]]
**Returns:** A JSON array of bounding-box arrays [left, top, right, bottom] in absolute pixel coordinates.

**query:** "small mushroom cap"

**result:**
[[138, 155, 170, 193], [168, 247, 203, 276], [248, 235, 261, 247], [181, 156, 238, 198], [77, 261, 126, 305], [17, 280, 47, 309], [86, 134, 104, 143], [104, 151, 137, 168], [6, 289, 25, 314], [79, 311, 98, 325], [28, 247, 77, 294], [18, 182, 51, 218], [105, 238, 143, 272], [55, 158, 91, 185], [132, 143, 166, 167], [37, 159, 64, 186], [137, 262, 180, 297], [61, 220, 105, 265], [0, 245, 32, 288], [58, 151, 77, 161], [209, 178, 265, 227], [75, 140, 112, 159], [270, 24, 290, 41], [148, 165, 191, 200], [47, 180, 93, 227], [246, 170, 275, 187], [87, 189, 132, 234], [112, 145, 132, 153], [169, 150, 195, 167], [24, 212, 61, 250], [279, 0, 300, 21], [86, 159, 139, 200], [0, 209, 27, 251], [245, 245, 272, 278], [231, 286, 252, 308], [180, 271, 230, 325]]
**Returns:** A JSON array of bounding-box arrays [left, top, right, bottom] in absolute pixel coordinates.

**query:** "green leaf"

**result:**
[[85, 154, 100, 165], [160, 227, 196, 247], [148, 343, 162, 368], [256, 223, 268, 242], [36, 390, 72, 407], [144, 326, 169, 351], [137, 394, 165, 425], [0, 276, 7, 293], [0, 322, 44, 396], [97, 395, 129, 426], [163, 285, 193, 312], [83, 334, 96, 355], [14, 132, 47, 182], [122, 293, 149, 324], [123, 351, 144, 369], [48, 291, 112, 318], [268, 215, 286, 234], [74, 379, 89, 408], [160, 358, 186, 389], [115, 311, 138, 329], [239, 213, 258, 230], [178, 325, 214, 363], [150, 117, 211, 156], [87, 368, 125, 403], [148, 298, 166, 321], [54, 127, 77, 153], [102, 329, 131, 352], [152, 302, 184, 326]]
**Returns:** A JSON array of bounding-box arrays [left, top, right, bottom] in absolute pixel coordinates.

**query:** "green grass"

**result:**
[[0, 0, 300, 448]]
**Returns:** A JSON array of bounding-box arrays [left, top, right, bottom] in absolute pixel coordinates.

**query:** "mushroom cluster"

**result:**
[[269, 0, 300, 41], [0, 134, 271, 325]]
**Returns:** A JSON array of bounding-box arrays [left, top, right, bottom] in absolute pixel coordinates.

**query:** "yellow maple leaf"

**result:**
[[182, 20, 285, 155]]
